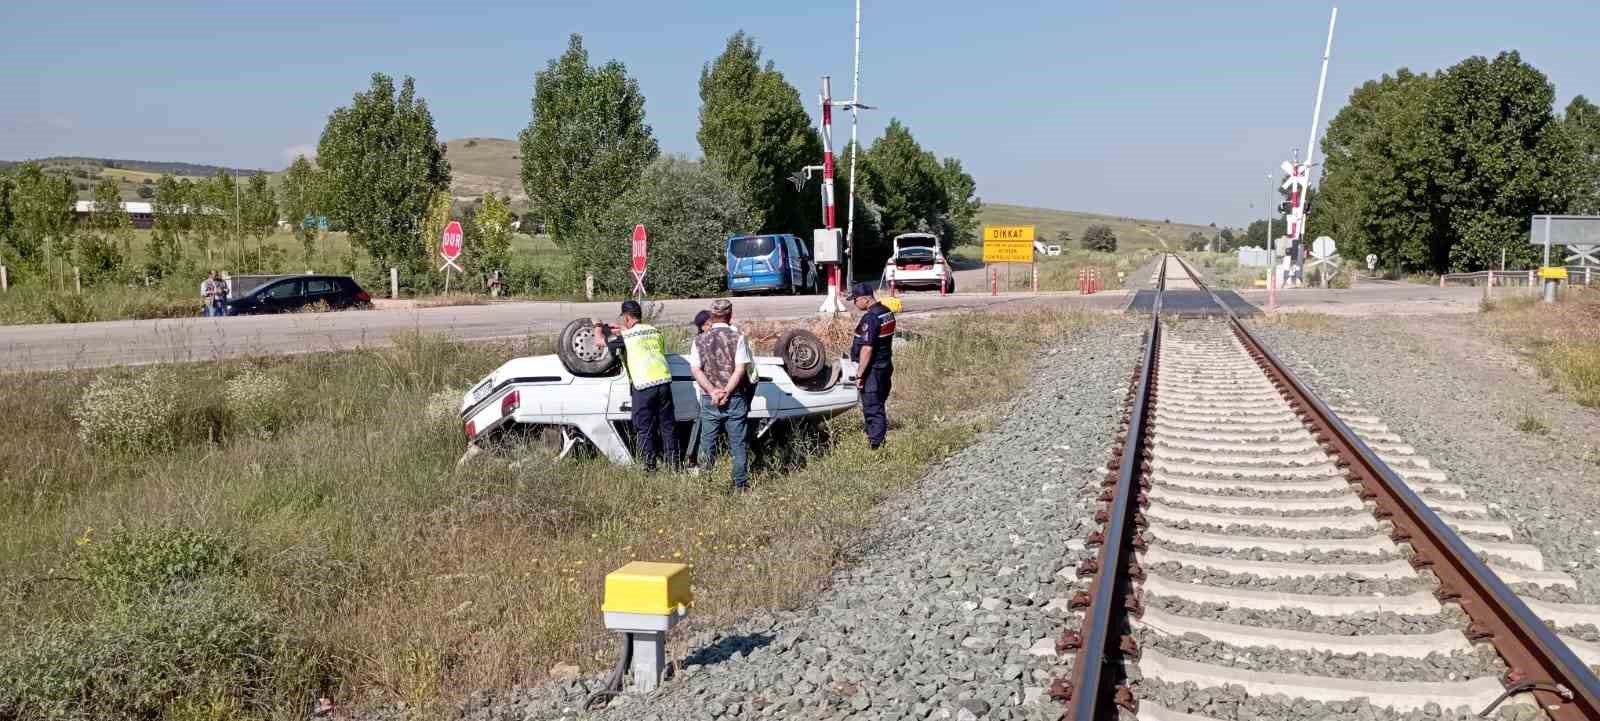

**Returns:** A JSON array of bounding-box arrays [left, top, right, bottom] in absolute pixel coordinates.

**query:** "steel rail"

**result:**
[[1054, 257, 1163, 718], [1171, 253, 1600, 720]]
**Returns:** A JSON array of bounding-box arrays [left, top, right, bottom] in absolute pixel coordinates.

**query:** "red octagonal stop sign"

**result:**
[[441, 221, 464, 261], [631, 224, 647, 273]]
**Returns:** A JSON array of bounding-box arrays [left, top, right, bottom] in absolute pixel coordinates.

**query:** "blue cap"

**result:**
[[848, 282, 876, 300]]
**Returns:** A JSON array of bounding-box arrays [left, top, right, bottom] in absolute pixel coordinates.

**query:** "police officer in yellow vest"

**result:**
[[593, 300, 678, 471]]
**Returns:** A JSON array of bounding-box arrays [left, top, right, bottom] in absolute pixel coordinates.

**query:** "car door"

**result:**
[[794, 237, 814, 290], [304, 277, 340, 308], [259, 279, 305, 313], [781, 236, 800, 290]]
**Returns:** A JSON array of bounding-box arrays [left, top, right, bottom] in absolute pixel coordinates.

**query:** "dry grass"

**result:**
[[1481, 287, 1600, 407], [414, 292, 491, 309], [0, 310, 1098, 717], [1258, 311, 1337, 331]]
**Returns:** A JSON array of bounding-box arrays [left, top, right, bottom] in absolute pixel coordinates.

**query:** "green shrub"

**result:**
[[72, 526, 241, 595], [224, 369, 290, 435], [45, 294, 95, 323], [0, 579, 301, 721], [73, 368, 183, 453]]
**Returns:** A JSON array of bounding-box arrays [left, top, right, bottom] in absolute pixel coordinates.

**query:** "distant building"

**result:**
[[73, 200, 156, 229]]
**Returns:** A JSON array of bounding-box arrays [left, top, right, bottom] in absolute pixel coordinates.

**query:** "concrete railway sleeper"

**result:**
[[1055, 255, 1600, 721]]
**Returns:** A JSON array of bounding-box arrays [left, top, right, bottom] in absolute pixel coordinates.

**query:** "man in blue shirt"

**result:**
[[848, 283, 896, 450]]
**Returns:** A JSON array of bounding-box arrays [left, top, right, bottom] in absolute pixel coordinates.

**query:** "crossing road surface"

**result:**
[[0, 283, 1482, 372], [0, 291, 1129, 372]]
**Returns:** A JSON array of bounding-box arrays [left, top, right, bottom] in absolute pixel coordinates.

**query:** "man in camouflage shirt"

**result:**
[[687, 299, 757, 490]]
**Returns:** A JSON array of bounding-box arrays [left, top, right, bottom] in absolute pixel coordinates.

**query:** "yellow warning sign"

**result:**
[[982, 225, 1036, 263]]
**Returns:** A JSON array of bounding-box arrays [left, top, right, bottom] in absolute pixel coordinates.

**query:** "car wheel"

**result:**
[[777, 329, 827, 381], [557, 318, 620, 376]]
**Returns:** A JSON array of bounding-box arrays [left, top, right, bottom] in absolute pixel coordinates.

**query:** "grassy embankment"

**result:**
[[949, 245, 1159, 292], [0, 232, 571, 325], [0, 308, 1098, 719], [1481, 287, 1600, 407]]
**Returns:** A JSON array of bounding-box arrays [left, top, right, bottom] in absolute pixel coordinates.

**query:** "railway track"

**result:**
[[1055, 254, 1600, 720]]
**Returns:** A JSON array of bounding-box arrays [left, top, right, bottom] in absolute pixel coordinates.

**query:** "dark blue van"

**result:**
[[726, 234, 819, 294]]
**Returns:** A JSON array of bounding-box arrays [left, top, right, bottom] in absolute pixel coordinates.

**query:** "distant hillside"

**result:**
[[442, 137, 525, 204], [0, 156, 269, 202], [977, 203, 1217, 251]]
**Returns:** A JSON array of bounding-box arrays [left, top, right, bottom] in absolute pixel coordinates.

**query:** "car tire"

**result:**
[[557, 318, 620, 376], [777, 329, 827, 381]]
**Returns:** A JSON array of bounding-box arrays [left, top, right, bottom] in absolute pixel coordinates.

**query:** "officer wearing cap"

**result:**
[[593, 300, 678, 471], [848, 282, 896, 449]]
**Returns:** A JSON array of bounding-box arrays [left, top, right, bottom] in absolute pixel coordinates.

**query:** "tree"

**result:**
[[1183, 231, 1208, 252], [0, 175, 13, 266], [860, 119, 947, 242], [149, 175, 190, 278], [1082, 224, 1118, 252], [318, 73, 451, 273], [1243, 219, 1272, 248], [1054, 229, 1073, 247], [240, 173, 278, 271], [280, 155, 327, 264], [1427, 52, 1576, 271], [697, 32, 822, 235], [937, 157, 981, 245], [1564, 95, 1600, 214], [80, 178, 130, 280], [8, 162, 75, 280], [195, 171, 238, 265], [1218, 227, 1236, 251], [470, 193, 514, 278], [588, 157, 755, 296], [520, 34, 659, 265]]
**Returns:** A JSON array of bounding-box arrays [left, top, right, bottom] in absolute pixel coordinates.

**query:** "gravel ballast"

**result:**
[[1250, 315, 1600, 605], [425, 319, 1146, 721]]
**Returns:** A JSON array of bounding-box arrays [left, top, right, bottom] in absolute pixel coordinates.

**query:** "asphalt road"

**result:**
[[0, 283, 1483, 371], [0, 291, 1131, 371]]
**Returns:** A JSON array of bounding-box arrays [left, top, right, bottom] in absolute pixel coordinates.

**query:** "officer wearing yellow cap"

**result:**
[[594, 300, 678, 471]]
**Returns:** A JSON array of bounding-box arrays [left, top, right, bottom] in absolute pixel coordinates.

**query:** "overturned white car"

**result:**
[[460, 320, 860, 465]]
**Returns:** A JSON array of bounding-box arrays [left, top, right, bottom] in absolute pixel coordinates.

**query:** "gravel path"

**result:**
[[1249, 315, 1600, 613], [428, 320, 1146, 721]]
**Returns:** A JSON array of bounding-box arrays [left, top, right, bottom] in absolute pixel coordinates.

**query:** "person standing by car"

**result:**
[[685, 309, 714, 470], [593, 300, 678, 472], [849, 282, 896, 450], [688, 299, 756, 490], [200, 271, 227, 317]]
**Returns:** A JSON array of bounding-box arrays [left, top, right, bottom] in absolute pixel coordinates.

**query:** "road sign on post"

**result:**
[[630, 224, 648, 298], [982, 225, 1036, 297], [440, 220, 464, 293], [1366, 253, 1377, 272]]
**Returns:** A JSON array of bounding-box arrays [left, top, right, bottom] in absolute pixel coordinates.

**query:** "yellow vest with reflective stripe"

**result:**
[[620, 323, 671, 389]]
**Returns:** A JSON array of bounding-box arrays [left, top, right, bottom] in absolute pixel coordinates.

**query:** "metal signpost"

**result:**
[[439, 220, 464, 293], [1307, 235, 1338, 287], [630, 224, 648, 298], [1530, 214, 1600, 302], [981, 225, 1035, 296]]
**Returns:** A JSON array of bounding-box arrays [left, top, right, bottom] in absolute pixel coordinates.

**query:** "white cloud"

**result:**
[[281, 144, 316, 164]]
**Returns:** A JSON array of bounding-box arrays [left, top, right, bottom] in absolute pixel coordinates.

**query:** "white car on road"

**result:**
[[884, 233, 953, 293], [460, 321, 859, 465]]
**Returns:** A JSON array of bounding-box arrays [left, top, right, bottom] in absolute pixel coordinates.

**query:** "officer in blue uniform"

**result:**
[[848, 282, 896, 449]]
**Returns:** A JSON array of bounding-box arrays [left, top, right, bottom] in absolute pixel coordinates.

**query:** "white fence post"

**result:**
[[389, 267, 399, 299], [74, 267, 82, 295], [1, 265, 7, 292], [585, 272, 594, 301]]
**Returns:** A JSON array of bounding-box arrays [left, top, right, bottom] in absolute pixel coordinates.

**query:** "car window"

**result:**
[[264, 280, 302, 300], [306, 278, 337, 294], [730, 236, 776, 257], [896, 247, 937, 262], [795, 238, 810, 258]]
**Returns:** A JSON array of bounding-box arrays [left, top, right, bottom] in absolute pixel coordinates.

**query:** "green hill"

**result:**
[[977, 203, 1217, 251]]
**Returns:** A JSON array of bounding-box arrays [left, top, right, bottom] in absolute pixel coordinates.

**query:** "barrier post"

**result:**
[[1032, 262, 1038, 293], [1, 265, 7, 292], [990, 266, 997, 296], [390, 267, 399, 299]]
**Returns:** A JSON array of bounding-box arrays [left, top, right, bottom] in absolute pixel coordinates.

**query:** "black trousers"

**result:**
[[631, 383, 678, 470], [861, 363, 892, 447]]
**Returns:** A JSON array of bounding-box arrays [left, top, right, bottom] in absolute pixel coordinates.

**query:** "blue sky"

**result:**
[[3, 1, 1596, 227]]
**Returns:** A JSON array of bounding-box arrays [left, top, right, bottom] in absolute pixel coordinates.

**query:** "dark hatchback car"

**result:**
[[225, 275, 373, 316]]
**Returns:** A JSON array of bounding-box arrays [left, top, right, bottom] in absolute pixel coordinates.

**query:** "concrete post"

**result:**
[[390, 267, 399, 299], [74, 267, 81, 295], [585, 273, 595, 301], [629, 632, 667, 692], [1, 265, 8, 292], [1544, 278, 1559, 304]]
